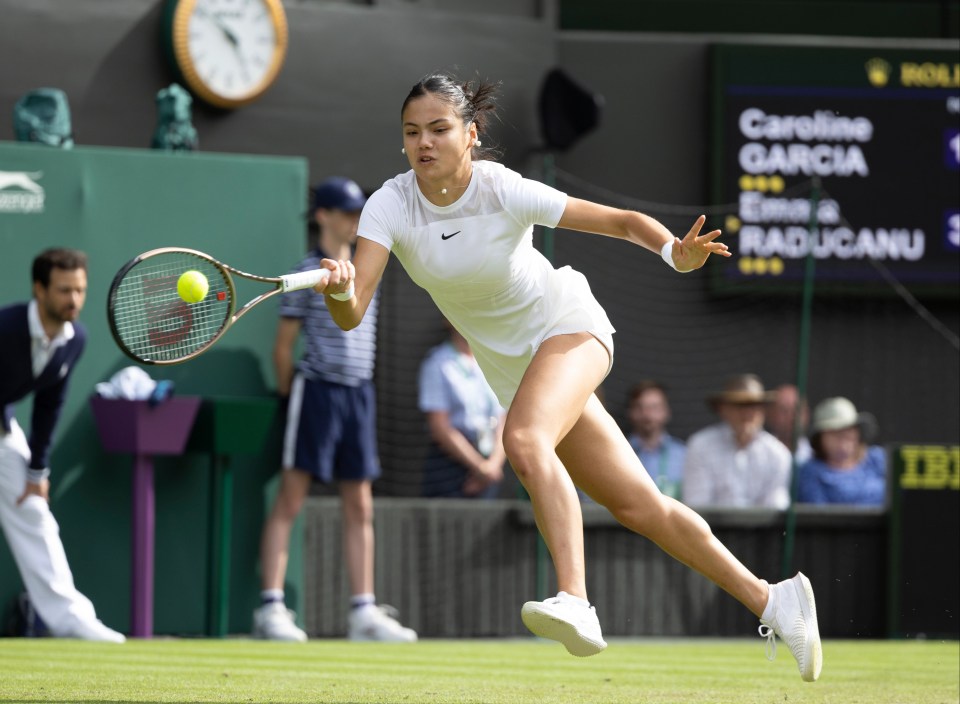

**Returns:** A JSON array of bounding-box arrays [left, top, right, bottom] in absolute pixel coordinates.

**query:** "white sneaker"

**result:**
[[62, 619, 126, 643], [348, 604, 417, 642], [759, 572, 823, 682], [252, 602, 308, 642], [521, 591, 607, 657]]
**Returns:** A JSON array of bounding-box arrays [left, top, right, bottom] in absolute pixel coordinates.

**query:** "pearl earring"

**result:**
[[474, 140, 482, 147], [401, 147, 406, 154]]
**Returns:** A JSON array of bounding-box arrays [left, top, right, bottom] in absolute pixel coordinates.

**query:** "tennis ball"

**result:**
[[177, 270, 209, 304]]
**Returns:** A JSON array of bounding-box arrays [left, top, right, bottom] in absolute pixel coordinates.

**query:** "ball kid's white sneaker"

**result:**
[[348, 604, 417, 642], [521, 591, 607, 657], [252, 602, 308, 642], [759, 572, 823, 682]]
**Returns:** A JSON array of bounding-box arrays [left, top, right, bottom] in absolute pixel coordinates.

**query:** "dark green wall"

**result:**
[[560, 0, 960, 39], [0, 141, 306, 635]]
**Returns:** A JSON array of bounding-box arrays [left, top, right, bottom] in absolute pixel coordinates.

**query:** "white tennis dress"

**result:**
[[359, 160, 615, 407]]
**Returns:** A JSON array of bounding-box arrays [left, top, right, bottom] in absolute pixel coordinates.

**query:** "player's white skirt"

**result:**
[[467, 265, 615, 409]]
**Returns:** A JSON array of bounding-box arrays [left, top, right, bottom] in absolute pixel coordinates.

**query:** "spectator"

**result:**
[[252, 177, 416, 643], [419, 320, 506, 498], [683, 374, 792, 509], [766, 383, 812, 464], [797, 397, 886, 506], [0, 248, 124, 642], [625, 381, 685, 499]]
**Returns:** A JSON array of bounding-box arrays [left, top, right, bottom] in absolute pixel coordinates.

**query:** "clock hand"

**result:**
[[204, 8, 250, 77], [220, 24, 250, 73], [195, 7, 240, 49], [220, 24, 239, 49]]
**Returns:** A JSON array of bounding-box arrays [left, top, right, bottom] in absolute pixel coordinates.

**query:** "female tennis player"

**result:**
[[315, 73, 821, 681]]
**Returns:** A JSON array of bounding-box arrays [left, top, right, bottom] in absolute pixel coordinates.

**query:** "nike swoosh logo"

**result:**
[[440, 231, 461, 240]]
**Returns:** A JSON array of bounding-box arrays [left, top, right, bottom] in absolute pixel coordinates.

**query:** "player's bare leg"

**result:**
[[502, 333, 610, 656], [559, 398, 768, 614], [560, 395, 821, 680]]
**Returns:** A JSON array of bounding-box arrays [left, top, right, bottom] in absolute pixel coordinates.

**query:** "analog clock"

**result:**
[[164, 0, 289, 109]]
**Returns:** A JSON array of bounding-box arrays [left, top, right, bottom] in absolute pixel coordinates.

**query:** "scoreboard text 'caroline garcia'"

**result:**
[[710, 44, 959, 298]]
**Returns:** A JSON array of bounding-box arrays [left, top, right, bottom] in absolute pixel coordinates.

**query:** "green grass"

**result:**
[[0, 638, 957, 704]]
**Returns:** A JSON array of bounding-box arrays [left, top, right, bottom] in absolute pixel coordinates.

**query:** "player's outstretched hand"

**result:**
[[668, 215, 730, 272]]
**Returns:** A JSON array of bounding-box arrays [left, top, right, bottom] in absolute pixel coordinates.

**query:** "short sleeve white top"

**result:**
[[359, 160, 614, 407]]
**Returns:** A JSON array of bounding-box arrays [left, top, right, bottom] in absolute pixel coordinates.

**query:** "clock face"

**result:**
[[170, 0, 288, 108]]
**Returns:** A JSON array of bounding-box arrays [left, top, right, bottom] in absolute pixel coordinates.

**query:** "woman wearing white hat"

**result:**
[[797, 397, 887, 506]]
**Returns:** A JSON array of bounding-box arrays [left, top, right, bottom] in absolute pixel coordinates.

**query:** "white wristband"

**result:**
[[660, 239, 688, 272], [328, 282, 355, 301]]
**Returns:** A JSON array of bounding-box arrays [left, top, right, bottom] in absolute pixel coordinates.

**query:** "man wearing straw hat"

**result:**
[[683, 374, 792, 509]]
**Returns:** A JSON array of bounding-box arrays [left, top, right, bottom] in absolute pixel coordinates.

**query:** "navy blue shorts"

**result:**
[[283, 374, 380, 483]]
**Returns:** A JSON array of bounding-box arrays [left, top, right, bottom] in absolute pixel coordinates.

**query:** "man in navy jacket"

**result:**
[[0, 248, 124, 641]]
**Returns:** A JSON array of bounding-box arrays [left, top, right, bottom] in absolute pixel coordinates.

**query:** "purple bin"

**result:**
[[90, 396, 201, 455], [89, 396, 201, 638]]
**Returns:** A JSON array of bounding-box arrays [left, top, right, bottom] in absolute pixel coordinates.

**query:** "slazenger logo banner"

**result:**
[[0, 170, 45, 213]]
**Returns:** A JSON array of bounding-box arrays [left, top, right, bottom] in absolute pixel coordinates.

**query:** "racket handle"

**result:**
[[280, 269, 330, 292]]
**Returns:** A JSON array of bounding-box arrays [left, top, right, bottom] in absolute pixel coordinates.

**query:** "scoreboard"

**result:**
[[710, 44, 959, 297]]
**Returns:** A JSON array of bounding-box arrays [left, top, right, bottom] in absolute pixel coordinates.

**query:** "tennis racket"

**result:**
[[107, 247, 330, 365]]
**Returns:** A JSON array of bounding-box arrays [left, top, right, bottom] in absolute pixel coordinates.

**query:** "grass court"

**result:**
[[1, 637, 957, 703]]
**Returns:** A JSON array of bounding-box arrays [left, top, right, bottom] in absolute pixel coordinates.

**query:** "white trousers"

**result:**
[[0, 419, 98, 635]]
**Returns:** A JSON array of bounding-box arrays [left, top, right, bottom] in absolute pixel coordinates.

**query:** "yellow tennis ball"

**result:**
[[177, 270, 209, 304]]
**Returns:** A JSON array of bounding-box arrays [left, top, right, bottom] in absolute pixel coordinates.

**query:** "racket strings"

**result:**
[[110, 253, 233, 363]]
